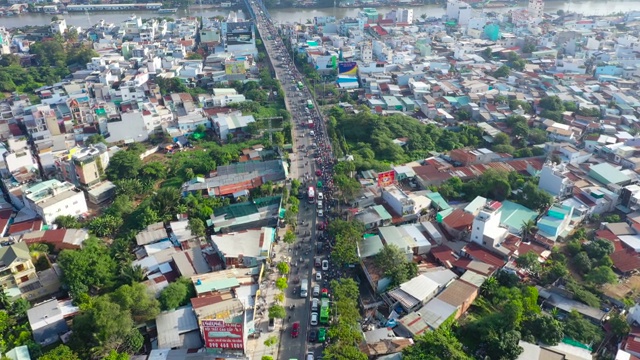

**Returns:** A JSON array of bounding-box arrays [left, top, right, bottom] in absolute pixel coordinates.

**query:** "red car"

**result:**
[[315, 170, 322, 176], [321, 288, 329, 298], [291, 322, 300, 338]]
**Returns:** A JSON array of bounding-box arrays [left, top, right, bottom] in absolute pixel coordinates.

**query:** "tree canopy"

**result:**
[[57, 237, 118, 298], [375, 244, 418, 288]]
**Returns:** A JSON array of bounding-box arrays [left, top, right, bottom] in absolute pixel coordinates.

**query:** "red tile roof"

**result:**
[[442, 208, 475, 232], [462, 243, 507, 268], [624, 335, 640, 356], [0, 209, 13, 236], [8, 219, 42, 235], [611, 250, 640, 273], [430, 245, 457, 267]]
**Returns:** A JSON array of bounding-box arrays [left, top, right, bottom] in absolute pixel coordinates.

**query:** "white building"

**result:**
[[538, 162, 574, 198], [446, 0, 473, 26], [50, 19, 67, 35], [528, 0, 544, 21], [212, 113, 256, 141], [470, 202, 508, 248], [397, 8, 414, 24], [3, 138, 37, 174], [23, 180, 88, 224], [381, 185, 415, 216], [106, 111, 150, 143]]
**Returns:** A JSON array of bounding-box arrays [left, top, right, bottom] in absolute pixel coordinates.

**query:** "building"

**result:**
[[446, 0, 473, 26], [528, 0, 544, 20], [1, 242, 61, 301], [57, 144, 110, 189], [212, 113, 256, 141], [23, 180, 88, 224], [27, 299, 78, 347], [536, 205, 574, 242], [470, 201, 508, 249], [434, 279, 480, 319], [381, 185, 415, 216], [589, 162, 632, 186], [538, 162, 574, 198], [209, 196, 282, 233], [210, 227, 274, 268], [155, 305, 203, 350]]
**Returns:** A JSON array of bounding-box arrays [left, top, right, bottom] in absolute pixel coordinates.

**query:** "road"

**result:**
[[249, 2, 336, 359]]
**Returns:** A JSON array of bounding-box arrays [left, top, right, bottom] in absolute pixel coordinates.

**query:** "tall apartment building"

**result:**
[[23, 180, 88, 224], [528, 0, 544, 20]]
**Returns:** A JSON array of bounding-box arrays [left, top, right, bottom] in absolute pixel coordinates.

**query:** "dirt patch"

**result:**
[[603, 274, 640, 300]]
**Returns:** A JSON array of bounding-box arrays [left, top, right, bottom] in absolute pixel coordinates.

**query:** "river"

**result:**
[[1, 0, 640, 29]]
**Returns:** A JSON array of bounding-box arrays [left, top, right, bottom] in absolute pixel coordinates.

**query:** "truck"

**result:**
[[308, 186, 315, 204], [308, 120, 314, 129], [307, 99, 314, 109], [320, 298, 330, 324]]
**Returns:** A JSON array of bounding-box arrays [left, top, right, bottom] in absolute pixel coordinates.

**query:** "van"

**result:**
[[313, 284, 320, 297], [300, 279, 308, 298], [311, 298, 319, 311]]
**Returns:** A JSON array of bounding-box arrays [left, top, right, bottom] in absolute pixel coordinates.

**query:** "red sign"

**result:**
[[202, 319, 244, 350], [377, 170, 395, 187]]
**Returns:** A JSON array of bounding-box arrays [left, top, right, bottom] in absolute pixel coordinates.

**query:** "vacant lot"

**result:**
[[603, 274, 640, 300]]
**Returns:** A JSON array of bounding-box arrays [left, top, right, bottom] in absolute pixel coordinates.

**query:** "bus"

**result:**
[[307, 100, 314, 109], [319, 305, 329, 324], [297, 81, 304, 90], [308, 186, 315, 204]]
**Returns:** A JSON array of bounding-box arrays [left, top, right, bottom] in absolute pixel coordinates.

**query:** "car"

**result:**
[[268, 317, 275, 331], [321, 288, 329, 298], [313, 284, 320, 297], [306, 352, 315, 360], [308, 329, 317, 342], [318, 327, 326, 342], [311, 298, 320, 311], [291, 322, 300, 338], [322, 260, 329, 271], [315, 258, 321, 268], [310, 312, 318, 326], [316, 272, 322, 281], [318, 209, 324, 217], [315, 170, 322, 176]]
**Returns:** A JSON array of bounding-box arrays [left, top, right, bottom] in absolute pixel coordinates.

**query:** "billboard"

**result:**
[[225, 61, 246, 75], [226, 31, 253, 46], [338, 61, 358, 75], [202, 319, 244, 350], [377, 170, 395, 187]]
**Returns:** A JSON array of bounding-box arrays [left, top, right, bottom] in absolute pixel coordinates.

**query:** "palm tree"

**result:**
[[521, 219, 537, 242], [121, 264, 146, 284]]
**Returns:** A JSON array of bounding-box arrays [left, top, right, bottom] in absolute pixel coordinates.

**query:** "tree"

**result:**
[[140, 162, 167, 183], [283, 230, 296, 244], [493, 132, 511, 145], [403, 329, 472, 360], [151, 188, 182, 220], [158, 279, 191, 310], [110, 283, 160, 323], [89, 214, 123, 237], [516, 251, 541, 274], [522, 314, 564, 345], [539, 96, 564, 112], [106, 150, 143, 180], [103, 351, 130, 360], [521, 220, 536, 242], [54, 215, 82, 229], [70, 296, 143, 359], [187, 218, 206, 238], [276, 262, 290, 275], [483, 330, 523, 360], [604, 214, 621, 223], [120, 264, 145, 285], [375, 244, 418, 288], [586, 265, 618, 285], [275, 277, 288, 291], [57, 237, 118, 297], [268, 305, 285, 319], [85, 134, 107, 146], [186, 53, 203, 60], [39, 345, 81, 360], [573, 252, 592, 274], [609, 314, 631, 339], [563, 310, 603, 344], [584, 239, 615, 260], [493, 65, 511, 78]]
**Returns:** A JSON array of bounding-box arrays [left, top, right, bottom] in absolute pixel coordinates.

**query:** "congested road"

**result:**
[[250, 2, 338, 360]]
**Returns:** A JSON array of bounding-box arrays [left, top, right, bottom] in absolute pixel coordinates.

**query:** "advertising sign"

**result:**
[[202, 319, 244, 350], [225, 62, 246, 75], [377, 170, 395, 187], [338, 61, 358, 75], [226, 31, 253, 46]]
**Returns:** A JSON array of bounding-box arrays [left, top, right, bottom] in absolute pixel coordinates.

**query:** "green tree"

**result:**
[[484, 330, 523, 360], [522, 314, 564, 345], [140, 161, 167, 183], [57, 237, 118, 297], [604, 214, 621, 223], [493, 132, 511, 145], [120, 264, 145, 285], [403, 329, 472, 360], [39, 345, 81, 360], [268, 305, 285, 319], [375, 244, 418, 288], [186, 53, 203, 60], [150, 188, 181, 220], [283, 230, 296, 244], [85, 134, 107, 145], [584, 239, 615, 260], [276, 262, 290, 275], [563, 310, 603, 344], [516, 251, 541, 274], [103, 351, 130, 360], [54, 215, 82, 229], [609, 314, 631, 339], [275, 277, 288, 291], [539, 96, 564, 112], [586, 265, 617, 285], [89, 214, 123, 237], [187, 218, 206, 238], [158, 278, 192, 310], [572, 252, 592, 274], [110, 283, 160, 323], [493, 65, 511, 78], [106, 150, 143, 180]]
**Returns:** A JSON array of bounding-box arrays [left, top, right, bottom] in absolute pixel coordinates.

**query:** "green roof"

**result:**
[[589, 163, 630, 185], [195, 278, 240, 294], [373, 205, 392, 220], [436, 208, 454, 222], [426, 192, 451, 211], [214, 196, 281, 219], [499, 201, 538, 230]]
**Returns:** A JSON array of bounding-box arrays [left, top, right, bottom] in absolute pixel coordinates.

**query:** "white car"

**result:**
[[322, 260, 329, 271], [318, 209, 324, 217], [316, 272, 322, 281], [310, 312, 318, 326]]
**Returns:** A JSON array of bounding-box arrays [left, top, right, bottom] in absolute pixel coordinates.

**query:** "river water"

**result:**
[[1, 0, 640, 28]]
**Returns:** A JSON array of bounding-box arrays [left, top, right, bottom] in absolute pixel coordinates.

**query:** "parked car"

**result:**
[[308, 329, 317, 342], [316, 272, 322, 281], [318, 327, 326, 342], [322, 260, 329, 271], [310, 312, 318, 326], [291, 322, 300, 338], [268, 317, 275, 331]]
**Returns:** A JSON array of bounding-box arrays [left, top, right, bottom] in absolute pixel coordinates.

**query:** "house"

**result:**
[[359, 327, 414, 357], [135, 222, 169, 246], [27, 299, 78, 347], [516, 340, 593, 360], [538, 162, 574, 198], [4, 345, 31, 360], [589, 162, 632, 186], [212, 113, 256, 141], [440, 208, 476, 240], [155, 305, 203, 350], [21, 229, 89, 251], [1, 242, 61, 301], [208, 195, 282, 233], [354, 205, 393, 229], [210, 227, 275, 268], [57, 144, 110, 190], [395, 298, 458, 337], [22, 180, 88, 225], [387, 274, 441, 313], [536, 204, 574, 242], [537, 286, 607, 324], [435, 279, 480, 319]]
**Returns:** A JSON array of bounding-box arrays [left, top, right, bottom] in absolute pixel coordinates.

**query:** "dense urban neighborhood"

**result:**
[[2, 0, 640, 360]]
